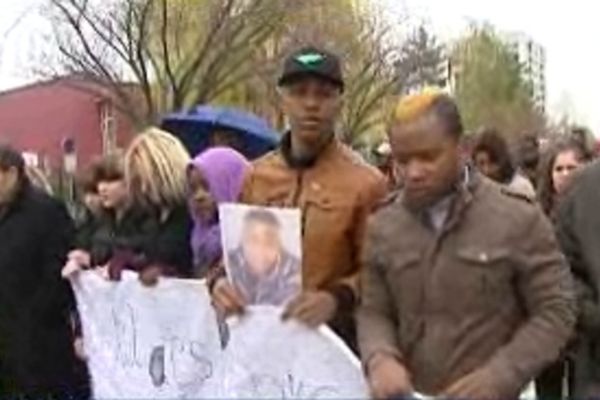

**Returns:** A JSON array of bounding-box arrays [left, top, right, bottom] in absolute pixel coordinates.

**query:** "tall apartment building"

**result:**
[[436, 32, 546, 113]]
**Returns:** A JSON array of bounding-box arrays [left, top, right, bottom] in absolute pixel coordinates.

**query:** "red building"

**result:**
[[0, 77, 136, 170]]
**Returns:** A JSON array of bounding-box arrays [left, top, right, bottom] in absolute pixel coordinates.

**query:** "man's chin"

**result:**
[[294, 129, 324, 145], [402, 192, 436, 212]]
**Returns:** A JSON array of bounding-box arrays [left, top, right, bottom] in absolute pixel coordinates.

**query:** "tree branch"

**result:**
[[159, 0, 179, 108], [177, 0, 236, 95]]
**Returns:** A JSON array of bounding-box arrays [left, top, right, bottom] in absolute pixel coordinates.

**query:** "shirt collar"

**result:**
[[424, 165, 476, 232]]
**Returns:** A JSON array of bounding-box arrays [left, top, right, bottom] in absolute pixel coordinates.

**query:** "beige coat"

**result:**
[[358, 174, 576, 396]]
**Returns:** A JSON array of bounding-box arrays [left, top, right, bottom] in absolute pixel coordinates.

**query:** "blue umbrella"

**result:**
[[160, 105, 280, 159]]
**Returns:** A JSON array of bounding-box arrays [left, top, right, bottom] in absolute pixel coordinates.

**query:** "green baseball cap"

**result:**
[[278, 46, 344, 91]]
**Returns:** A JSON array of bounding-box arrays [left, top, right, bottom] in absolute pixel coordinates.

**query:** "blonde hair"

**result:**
[[125, 127, 190, 208], [393, 87, 444, 123], [391, 88, 463, 138], [26, 165, 53, 195]]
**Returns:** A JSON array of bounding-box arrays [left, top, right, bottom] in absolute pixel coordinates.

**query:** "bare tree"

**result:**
[[245, 0, 402, 147], [39, 0, 283, 127], [40, 0, 402, 146], [339, 16, 400, 146]]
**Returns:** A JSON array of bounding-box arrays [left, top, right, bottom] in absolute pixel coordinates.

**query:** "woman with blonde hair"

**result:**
[[117, 127, 194, 284], [125, 127, 189, 209]]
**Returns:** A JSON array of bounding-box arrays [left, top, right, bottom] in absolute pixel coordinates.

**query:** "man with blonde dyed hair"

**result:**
[[357, 90, 576, 399]]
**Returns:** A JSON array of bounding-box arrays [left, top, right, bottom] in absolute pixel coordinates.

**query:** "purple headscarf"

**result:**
[[189, 147, 249, 273]]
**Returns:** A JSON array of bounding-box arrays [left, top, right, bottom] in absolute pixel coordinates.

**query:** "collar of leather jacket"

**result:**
[[279, 131, 335, 170]]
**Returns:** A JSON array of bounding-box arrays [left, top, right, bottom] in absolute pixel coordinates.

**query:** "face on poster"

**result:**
[[219, 204, 302, 307]]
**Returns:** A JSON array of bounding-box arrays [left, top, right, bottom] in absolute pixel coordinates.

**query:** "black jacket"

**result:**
[[74, 208, 101, 251], [0, 183, 79, 394], [148, 204, 194, 276], [557, 160, 600, 396], [88, 203, 193, 277]]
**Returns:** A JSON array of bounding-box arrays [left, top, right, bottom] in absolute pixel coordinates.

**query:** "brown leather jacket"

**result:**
[[358, 172, 576, 396], [241, 136, 387, 313]]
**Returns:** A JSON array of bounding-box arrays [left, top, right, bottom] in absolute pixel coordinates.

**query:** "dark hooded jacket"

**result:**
[[556, 160, 600, 398], [0, 183, 80, 395]]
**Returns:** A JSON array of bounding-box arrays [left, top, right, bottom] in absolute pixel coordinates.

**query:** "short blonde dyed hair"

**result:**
[[392, 88, 463, 138], [125, 127, 190, 209]]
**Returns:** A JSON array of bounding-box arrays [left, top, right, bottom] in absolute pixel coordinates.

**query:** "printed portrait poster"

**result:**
[[219, 204, 302, 307]]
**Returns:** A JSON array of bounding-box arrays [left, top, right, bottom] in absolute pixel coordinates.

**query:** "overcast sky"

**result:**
[[378, 0, 600, 135], [1, 0, 598, 135]]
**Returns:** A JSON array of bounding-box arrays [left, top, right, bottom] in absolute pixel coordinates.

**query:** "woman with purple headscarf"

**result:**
[[187, 147, 249, 277]]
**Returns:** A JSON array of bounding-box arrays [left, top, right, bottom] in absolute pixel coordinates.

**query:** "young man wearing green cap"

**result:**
[[210, 47, 387, 348]]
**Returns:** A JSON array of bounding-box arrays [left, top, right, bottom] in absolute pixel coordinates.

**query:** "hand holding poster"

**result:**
[[219, 204, 302, 307], [72, 203, 369, 399], [218, 204, 367, 398], [73, 273, 369, 399]]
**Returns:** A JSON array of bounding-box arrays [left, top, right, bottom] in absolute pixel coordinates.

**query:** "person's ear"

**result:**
[[276, 87, 289, 116]]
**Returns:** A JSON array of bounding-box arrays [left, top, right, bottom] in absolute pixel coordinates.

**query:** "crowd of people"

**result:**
[[0, 45, 599, 399]]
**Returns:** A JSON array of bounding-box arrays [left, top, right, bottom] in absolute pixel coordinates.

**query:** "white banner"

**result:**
[[72, 271, 222, 399], [223, 306, 369, 399], [72, 272, 368, 399]]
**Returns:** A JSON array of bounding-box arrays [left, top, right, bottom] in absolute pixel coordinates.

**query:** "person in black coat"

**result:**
[[85, 153, 151, 269], [121, 128, 194, 283], [65, 148, 193, 282], [0, 145, 83, 397], [557, 160, 600, 398]]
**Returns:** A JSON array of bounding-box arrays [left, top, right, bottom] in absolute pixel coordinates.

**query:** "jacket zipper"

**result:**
[[291, 172, 304, 207], [291, 172, 308, 237]]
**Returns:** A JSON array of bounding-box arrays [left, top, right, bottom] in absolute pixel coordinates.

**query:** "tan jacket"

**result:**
[[358, 173, 576, 396], [241, 138, 387, 302]]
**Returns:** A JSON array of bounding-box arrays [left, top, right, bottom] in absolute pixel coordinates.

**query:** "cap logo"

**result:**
[[295, 52, 325, 66]]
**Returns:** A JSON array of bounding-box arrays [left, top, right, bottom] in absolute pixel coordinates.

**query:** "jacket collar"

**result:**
[[410, 165, 480, 233], [279, 131, 336, 170], [99, 203, 144, 226], [440, 165, 480, 233]]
